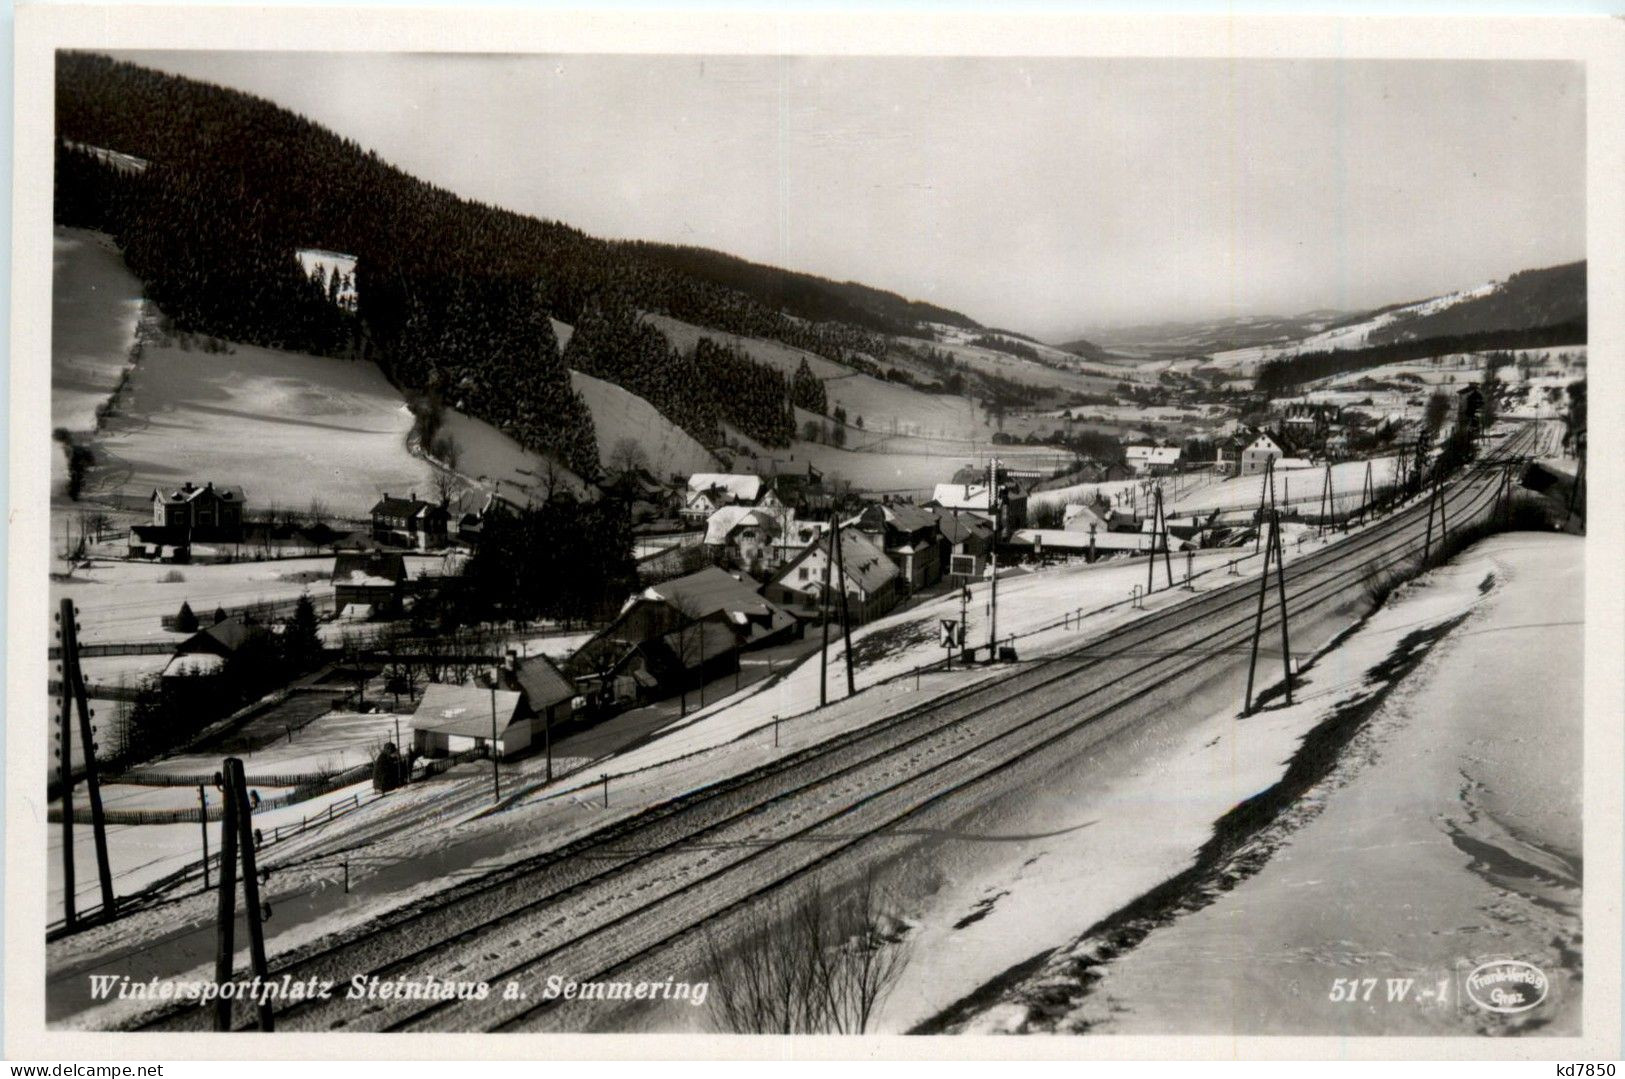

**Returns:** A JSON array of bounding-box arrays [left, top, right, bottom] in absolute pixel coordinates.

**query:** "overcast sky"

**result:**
[[112, 51, 1584, 341]]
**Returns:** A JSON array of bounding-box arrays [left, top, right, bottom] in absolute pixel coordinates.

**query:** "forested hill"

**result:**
[[621, 242, 981, 336], [51, 52, 982, 481]]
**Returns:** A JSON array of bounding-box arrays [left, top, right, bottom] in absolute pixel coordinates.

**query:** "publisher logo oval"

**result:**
[[1465, 960, 1549, 1014]]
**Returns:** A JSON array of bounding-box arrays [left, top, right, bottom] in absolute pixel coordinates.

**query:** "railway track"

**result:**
[[128, 426, 1539, 1034]]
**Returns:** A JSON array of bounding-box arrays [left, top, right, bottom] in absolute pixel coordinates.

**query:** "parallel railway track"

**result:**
[[128, 427, 1539, 1033]]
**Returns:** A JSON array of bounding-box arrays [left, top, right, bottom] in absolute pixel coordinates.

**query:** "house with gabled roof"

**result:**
[[369, 492, 450, 550], [681, 473, 781, 526], [332, 551, 409, 619], [566, 566, 791, 707], [845, 502, 941, 594], [149, 481, 247, 541], [1125, 444, 1183, 476], [1241, 431, 1290, 476], [929, 507, 995, 579], [410, 682, 532, 759], [763, 528, 900, 625], [704, 505, 792, 576]]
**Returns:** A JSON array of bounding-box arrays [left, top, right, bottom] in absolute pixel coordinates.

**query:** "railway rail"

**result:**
[[125, 426, 1539, 1033]]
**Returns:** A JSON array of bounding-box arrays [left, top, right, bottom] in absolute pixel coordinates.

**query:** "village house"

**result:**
[[147, 481, 247, 542], [1012, 526, 1192, 563], [703, 504, 793, 577], [566, 566, 797, 706], [332, 551, 409, 619], [927, 478, 1028, 534], [930, 508, 996, 579], [369, 492, 450, 550], [681, 473, 780, 527], [410, 682, 532, 760], [1125, 445, 1183, 476], [1241, 431, 1290, 476], [768, 472, 833, 517], [763, 528, 900, 625], [844, 503, 941, 595], [1062, 502, 1113, 533], [163, 615, 264, 680], [492, 649, 580, 736]]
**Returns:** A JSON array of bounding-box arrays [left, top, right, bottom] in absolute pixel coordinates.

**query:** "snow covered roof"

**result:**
[[643, 566, 793, 632], [1013, 528, 1186, 553], [704, 505, 788, 546], [931, 508, 994, 545], [1062, 504, 1111, 532], [930, 483, 993, 512], [153, 482, 245, 504], [162, 652, 225, 677], [1125, 446, 1181, 464], [411, 683, 525, 738], [687, 473, 764, 503], [834, 530, 899, 595], [512, 654, 575, 711], [332, 552, 407, 586]]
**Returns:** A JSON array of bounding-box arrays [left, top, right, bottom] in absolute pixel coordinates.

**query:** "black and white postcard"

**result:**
[[6, 6, 1622, 1062]]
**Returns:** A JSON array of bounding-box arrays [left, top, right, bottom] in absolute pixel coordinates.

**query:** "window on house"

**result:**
[[798, 567, 809, 581]]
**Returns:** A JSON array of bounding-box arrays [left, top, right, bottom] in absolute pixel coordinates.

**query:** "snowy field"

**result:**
[[51, 228, 142, 438], [569, 369, 719, 479], [88, 335, 436, 516], [1031, 456, 1403, 521], [47, 779, 376, 920], [647, 312, 1009, 444], [980, 533, 1583, 1036], [131, 708, 411, 782], [49, 557, 336, 646]]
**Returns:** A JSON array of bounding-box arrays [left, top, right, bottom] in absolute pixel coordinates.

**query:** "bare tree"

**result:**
[[608, 437, 650, 479], [702, 874, 910, 1034]]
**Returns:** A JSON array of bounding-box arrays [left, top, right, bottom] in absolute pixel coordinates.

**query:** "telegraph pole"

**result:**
[[227, 758, 275, 1031], [55, 599, 116, 924], [198, 783, 211, 892], [986, 459, 1001, 658], [832, 515, 856, 696], [1317, 462, 1333, 537], [56, 616, 76, 930], [819, 520, 835, 707], [212, 767, 240, 1032], [1244, 510, 1294, 715], [487, 670, 501, 804]]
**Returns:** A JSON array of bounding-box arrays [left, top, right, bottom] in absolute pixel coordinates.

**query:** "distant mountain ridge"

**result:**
[[1067, 261, 1585, 364]]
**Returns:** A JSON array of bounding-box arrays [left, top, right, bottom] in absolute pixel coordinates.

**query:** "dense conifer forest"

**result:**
[[53, 52, 977, 476]]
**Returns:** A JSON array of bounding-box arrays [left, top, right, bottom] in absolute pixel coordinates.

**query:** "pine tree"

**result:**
[[175, 601, 199, 633], [285, 593, 322, 668]]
